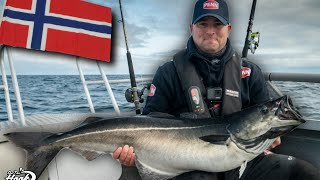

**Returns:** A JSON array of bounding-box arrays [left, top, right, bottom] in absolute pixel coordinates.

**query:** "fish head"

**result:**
[[228, 95, 305, 141], [262, 95, 305, 138]]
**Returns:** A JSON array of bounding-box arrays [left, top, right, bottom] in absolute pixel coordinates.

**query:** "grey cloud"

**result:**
[[132, 48, 183, 63], [130, 48, 185, 74], [112, 21, 151, 49], [228, 0, 320, 69], [90, 0, 192, 42], [255, 1, 320, 28], [126, 22, 151, 47]]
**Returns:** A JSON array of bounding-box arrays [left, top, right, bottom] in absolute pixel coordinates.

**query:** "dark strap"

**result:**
[[173, 49, 211, 118], [222, 54, 242, 115]]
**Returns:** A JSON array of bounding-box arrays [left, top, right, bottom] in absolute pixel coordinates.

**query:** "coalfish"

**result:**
[[5, 95, 305, 180]]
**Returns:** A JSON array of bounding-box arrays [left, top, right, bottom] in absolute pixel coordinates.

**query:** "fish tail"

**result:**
[[4, 132, 62, 178]]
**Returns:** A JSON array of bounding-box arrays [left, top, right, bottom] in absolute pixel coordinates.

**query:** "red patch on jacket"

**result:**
[[148, 84, 156, 96], [242, 67, 251, 78]]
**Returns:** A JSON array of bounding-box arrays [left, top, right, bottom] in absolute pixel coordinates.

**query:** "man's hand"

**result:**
[[112, 145, 135, 166], [264, 137, 281, 155]]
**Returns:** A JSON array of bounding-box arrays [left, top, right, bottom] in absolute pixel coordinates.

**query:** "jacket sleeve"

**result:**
[[142, 64, 174, 114], [249, 64, 270, 105]]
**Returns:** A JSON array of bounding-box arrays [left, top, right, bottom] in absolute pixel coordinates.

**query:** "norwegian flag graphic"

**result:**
[[0, 0, 112, 62]]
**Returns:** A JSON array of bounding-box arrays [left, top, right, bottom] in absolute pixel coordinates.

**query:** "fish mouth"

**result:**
[[258, 95, 306, 140], [276, 95, 305, 124]]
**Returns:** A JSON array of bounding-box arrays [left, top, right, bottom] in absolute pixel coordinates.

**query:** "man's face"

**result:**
[[190, 16, 231, 54]]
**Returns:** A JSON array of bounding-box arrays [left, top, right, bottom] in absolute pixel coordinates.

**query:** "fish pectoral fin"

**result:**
[[135, 159, 176, 180], [82, 151, 103, 161], [199, 134, 229, 144], [69, 147, 103, 161]]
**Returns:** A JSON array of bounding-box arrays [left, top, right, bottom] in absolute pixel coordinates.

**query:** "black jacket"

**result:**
[[143, 38, 269, 117]]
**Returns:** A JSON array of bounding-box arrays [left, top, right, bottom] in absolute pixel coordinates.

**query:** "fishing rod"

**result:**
[[242, 0, 260, 58], [119, 0, 142, 114]]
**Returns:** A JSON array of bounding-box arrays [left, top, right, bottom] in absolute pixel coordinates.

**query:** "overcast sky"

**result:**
[[0, 0, 319, 75]]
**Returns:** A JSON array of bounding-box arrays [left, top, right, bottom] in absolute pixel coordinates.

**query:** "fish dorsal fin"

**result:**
[[76, 117, 106, 128], [135, 159, 176, 180], [199, 134, 230, 144], [147, 112, 176, 118], [69, 147, 104, 161]]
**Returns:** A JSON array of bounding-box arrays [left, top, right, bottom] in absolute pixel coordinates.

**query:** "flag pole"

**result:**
[[119, 0, 141, 114]]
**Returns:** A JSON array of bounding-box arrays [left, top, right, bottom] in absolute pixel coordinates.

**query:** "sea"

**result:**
[[0, 75, 320, 122]]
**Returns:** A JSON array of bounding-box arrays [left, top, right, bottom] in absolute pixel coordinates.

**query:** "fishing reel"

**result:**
[[125, 86, 147, 104], [249, 32, 260, 54]]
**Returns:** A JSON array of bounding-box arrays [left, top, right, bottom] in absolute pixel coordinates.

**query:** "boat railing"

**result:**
[[0, 46, 24, 123], [264, 72, 320, 97], [76, 57, 120, 115], [264, 72, 320, 83], [0, 46, 152, 127]]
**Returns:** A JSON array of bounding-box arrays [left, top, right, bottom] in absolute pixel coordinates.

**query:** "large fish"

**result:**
[[5, 95, 305, 180]]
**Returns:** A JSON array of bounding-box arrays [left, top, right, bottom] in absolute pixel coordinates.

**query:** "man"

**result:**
[[113, 0, 319, 179]]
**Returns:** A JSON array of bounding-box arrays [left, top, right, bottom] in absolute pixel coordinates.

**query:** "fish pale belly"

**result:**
[[134, 137, 258, 178]]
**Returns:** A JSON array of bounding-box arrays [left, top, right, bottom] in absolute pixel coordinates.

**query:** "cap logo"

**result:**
[[203, 0, 219, 10]]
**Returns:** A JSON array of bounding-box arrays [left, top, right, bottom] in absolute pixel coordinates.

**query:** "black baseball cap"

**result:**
[[192, 0, 230, 25]]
